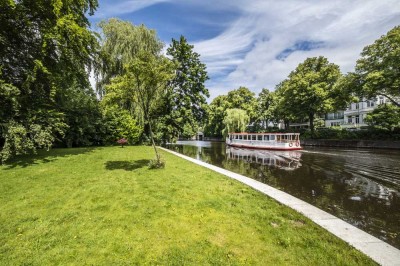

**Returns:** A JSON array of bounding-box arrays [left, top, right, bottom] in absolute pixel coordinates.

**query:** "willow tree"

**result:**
[[107, 52, 176, 166], [95, 18, 164, 99], [222, 108, 250, 136]]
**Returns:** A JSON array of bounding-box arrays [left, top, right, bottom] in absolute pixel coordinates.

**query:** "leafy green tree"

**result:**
[[0, 0, 99, 162], [281, 56, 342, 136], [222, 108, 250, 136], [365, 104, 400, 131], [107, 52, 175, 165], [352, 26, 400, 107], [257, 88, 275, 130], [101, 106, 142, 145], [95, 18, 163, 98], [166, 36, 209, 137], [204, 95, 229, 137], [56, 83, 103, 147], [226, 87, 257, 121]]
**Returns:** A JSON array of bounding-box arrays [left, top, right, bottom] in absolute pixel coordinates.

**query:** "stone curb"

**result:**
[[160, 147, 400, 266]]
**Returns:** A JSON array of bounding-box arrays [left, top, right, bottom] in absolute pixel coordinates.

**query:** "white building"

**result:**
[[325, 96, 388, 128]]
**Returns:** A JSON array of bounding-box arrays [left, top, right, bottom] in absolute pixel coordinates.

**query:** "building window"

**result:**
[[355, 115, 359, 124], [355, 103, 359, 109], [331, 122, 340, 127], [379, 97, 384, 104], [367, 100, 375, 107], [348, 117, 352, 124]]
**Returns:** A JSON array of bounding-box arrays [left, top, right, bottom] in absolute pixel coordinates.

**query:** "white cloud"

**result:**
[[92, 0, 400, 101], [190, 0, 400, 100]]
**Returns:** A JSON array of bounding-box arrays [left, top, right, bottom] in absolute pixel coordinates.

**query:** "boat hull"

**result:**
[[226, 142, 302, 151]]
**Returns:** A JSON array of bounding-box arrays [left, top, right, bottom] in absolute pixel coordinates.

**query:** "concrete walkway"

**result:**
[[160, 147, 400, 266]]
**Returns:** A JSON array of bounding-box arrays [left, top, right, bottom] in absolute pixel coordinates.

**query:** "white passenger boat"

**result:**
[[226, 132, 302, 150]]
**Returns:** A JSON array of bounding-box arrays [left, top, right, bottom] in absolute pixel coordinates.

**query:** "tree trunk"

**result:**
[[147, 119, 160, 163], [309, 113, 315, 138]]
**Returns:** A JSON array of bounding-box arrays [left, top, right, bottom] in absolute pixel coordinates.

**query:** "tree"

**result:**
[[365, 104, 400, 131], [257, 88, 275, 130], [352, 26, 400, 107], [281, 56, 342, 136], [204, 95, 229, 137], [226, 87, 257, 121], [222, 109, 250, 136], [166, 36, 209, 137], [107, 52, 175, 166], [95, 18, 164, 98], [0, 0, 99, 162]]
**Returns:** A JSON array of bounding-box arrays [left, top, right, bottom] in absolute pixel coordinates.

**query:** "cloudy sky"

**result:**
[[89, 0, 400, 100]]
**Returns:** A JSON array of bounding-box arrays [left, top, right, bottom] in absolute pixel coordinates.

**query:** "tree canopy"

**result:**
[[352, 26, 400, 107], [166, 35, 209, 132], [280, 56, 342, 135], [0, 0, 100, 162]]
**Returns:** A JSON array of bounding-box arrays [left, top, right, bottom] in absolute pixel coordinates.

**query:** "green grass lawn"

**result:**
[[0, 146, 375, 265]]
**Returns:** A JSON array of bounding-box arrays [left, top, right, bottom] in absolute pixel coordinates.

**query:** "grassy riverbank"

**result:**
[[0, 146, 375, 265]]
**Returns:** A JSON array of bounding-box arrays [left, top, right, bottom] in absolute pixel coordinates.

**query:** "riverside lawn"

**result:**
[[0, 146, 375, 265]]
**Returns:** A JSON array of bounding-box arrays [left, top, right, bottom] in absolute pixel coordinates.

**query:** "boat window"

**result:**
[[264, 135, 269, 141], [252, 135, 257, 141], [244, 135, 247, 140], [239, 135, 243, 140], [257, 135, 262, 141], [270, 135, 275, 141]]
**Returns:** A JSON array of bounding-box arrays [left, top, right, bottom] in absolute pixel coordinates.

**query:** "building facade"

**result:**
[[325, 96, 388, 128]]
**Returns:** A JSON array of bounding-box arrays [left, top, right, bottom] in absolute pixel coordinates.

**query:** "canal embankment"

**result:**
[[302, 139, 400, 149]]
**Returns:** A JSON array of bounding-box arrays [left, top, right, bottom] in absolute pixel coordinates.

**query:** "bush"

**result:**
[[148, 158, 165, 169]]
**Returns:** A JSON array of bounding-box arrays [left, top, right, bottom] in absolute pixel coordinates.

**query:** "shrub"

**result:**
[[148, 157, 165, 169]]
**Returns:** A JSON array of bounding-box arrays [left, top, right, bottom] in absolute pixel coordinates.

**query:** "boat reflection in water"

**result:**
[[226, 146, 302, 170]]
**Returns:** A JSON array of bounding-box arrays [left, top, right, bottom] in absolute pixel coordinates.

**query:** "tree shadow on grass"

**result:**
[[105, 159, 150, 171], [2, 147, 99, 170]]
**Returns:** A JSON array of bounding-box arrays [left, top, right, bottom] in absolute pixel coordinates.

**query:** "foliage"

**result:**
[[56, 83, 104, 147], [205, 87, 257, 137], [352, 26, 400, 107], [365, 104, 400, 131], [0, 0, 99, 162], [107, 51, 176, 165], [148, 157, 166, 169], [300, 127, 400, 141], [166, 36, 209, 138], [280, 56, 342, 136], [0, 118, 67, 163], [204, 95, 228, 137], [222, 109, 250, 136], [257, 88, 275, 129], [95, 18, 164, 98], [226, 87, 258, 121], [101, 106, 142, 145]]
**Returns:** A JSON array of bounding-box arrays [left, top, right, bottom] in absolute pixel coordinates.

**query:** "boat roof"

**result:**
[[228, 132, 300, 135]]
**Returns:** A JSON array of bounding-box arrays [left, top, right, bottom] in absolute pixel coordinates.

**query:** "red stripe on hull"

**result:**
[[227, 143, 303, 151]]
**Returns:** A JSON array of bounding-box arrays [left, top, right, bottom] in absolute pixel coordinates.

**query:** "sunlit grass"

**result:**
[[0, 146, 375, 265]]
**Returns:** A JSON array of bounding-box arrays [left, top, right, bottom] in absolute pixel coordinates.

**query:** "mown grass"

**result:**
[[0, 146, 375, 265]]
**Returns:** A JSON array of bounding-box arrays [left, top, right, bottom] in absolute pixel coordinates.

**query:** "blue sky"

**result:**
[[89, 0, 400, 100]]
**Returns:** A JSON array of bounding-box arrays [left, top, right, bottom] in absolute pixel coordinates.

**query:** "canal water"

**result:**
[[167, 141, 400, 249]]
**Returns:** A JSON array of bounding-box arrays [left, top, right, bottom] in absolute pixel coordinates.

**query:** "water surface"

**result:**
[[167, 141, 400, 248]]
